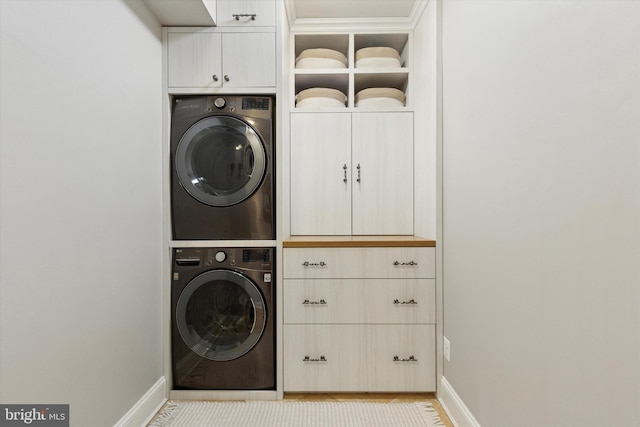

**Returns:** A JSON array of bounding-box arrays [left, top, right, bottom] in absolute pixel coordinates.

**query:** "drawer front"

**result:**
[[284, 279, 435, 324], [284, 325, 436, 392], [283, 247, 435, 279]]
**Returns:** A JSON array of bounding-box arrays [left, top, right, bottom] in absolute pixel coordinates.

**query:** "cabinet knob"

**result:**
[[224, 75, 230, 82], [212, 74, 219, 82]]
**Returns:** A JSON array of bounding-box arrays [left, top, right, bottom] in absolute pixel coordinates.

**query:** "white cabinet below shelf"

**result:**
[[166, 29, 276, 92], [283, 246, 436, 393], [284, 279, 436, 324], [290, 111, 414, 236], [284, 325, 436, 392]]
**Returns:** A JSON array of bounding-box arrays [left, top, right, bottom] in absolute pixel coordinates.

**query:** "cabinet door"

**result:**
[[221, 33, 276, 88], [167, 32, 222, 89], [284, 324, 436, 392], [352, 112, 414, 235], [284, 278, 436, 324], [216, 0, 276, 27], [290, 113, 351, 235]]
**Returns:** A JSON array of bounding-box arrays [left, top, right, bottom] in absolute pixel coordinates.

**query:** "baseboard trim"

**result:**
[[439, 377, 481, 427], [114, 376, 167, 427]]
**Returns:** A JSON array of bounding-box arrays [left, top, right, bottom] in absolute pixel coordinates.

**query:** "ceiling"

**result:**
[[142, 0, 426, 28], [285, 0, 426, 29], [288, 0, 419, 19]]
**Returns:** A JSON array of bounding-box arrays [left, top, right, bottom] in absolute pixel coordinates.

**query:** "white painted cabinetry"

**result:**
[[283, 245, 436, 392], [290, 112, 413, 235], [166, 28, 276, 92]]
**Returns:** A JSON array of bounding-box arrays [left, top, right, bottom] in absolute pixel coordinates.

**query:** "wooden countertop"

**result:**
[[283, 236, 436, 248]]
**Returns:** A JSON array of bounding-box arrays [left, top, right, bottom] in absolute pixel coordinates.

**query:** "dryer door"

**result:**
[[175, 115, 266, 207], [176, 269, 266, 361]]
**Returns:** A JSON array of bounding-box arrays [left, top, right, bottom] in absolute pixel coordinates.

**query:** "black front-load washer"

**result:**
[[171, 247, 275, 390], [170, 95, 274, 240]]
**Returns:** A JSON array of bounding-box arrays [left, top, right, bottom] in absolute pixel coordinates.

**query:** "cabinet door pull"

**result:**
[[212, 74, 219, 82], [343, 164, 348, 184], [303, 355, 327, 362], [232, 13, 256, 21], [224, 75, 230, 82], [393, 299, 418, 305], [393, 355, 418, 362], [393, 260, 418, 266], [303, 299, 327, 305], [356, 163, 361, 183], [302, 261, 326, 267]]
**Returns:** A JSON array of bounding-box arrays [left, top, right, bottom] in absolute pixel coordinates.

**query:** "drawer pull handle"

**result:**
[[393, 299, 418, 305], [343, 164, 348, 184], [393, 355, 418, 362], [233, 13, 256, 21], [393, 260, 418, 266], [303, 299, 327, 305], [303, 355, 327, 362], [302, 261, 327, 267]]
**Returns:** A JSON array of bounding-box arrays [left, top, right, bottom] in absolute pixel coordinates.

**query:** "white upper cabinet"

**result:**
[[290, 113, 352, 235], [166, 28, 276, 92], [221, 32, 277, 88], [352, 112, 414, 234], [216, 0, 276, 27], [290, 112, 413, 235]]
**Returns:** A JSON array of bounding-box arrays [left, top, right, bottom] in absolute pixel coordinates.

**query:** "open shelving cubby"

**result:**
[[291, 32, 411, 110]]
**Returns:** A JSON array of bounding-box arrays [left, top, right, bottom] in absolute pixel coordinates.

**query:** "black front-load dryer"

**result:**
[[171, 95, 274, 240], [171, 247, 275, 390]]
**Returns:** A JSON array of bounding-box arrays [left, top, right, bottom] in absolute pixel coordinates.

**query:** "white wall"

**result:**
[[441, 1, 640, 426], [413, 0, 438, 240], [0, 1, 164, 426]]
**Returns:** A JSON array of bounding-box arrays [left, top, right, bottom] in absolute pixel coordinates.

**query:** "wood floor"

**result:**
[[284, 393, 454, 426]]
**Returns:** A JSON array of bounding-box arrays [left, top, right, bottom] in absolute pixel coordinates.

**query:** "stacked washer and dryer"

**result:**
[[170, 95, 276, 391]]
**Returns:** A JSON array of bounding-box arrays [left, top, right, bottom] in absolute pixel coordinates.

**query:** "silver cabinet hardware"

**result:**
[[343, 164, 348, 184], [212, 74, 219, 82], [224, 75, 230, 82], [303, 355, 327, 362], [232, 13, 256, 20], [302, 261, 326, 267], [356, 163, 361, 183], [393, 260, 418, 266], [393, 355, 418, 362], [393, 299, 418, 305], [303, 299, 327, 305]]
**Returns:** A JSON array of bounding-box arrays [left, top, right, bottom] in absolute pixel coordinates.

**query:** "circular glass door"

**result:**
[[175, 116, 266, 207], [176, 269, 266, 361]]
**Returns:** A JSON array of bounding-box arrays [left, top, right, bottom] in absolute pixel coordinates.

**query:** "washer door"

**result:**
[[175, 115, 266, 207], [176, 269, 266, 361]]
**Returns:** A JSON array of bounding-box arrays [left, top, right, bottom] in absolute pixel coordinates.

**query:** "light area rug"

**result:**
[[147, 401, 445, 427]]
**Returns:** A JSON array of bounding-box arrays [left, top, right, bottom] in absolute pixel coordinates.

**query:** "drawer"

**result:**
[[284, 324, 436, 392], [283, 247, 435, 279], [284, 279, 435, 324]]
